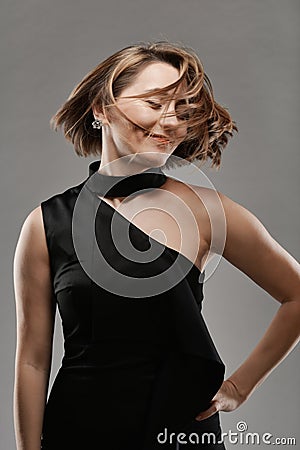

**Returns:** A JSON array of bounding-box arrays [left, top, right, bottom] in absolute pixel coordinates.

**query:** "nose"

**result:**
[[158, 100, 182, 130]]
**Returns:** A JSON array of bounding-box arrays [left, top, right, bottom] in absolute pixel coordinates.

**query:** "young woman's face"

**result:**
[[96, 62, 188, 165]]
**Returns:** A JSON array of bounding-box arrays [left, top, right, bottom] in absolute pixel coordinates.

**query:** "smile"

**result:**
[[144, 131, 171, 144]]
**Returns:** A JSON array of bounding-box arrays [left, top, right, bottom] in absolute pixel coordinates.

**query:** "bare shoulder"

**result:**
[[15, 205, 49, 264], [165, 176, 223, 210], [14, 205, 53, 302], [200, 189, 300, 303], [165, 177, 226, 250], [165, 178, 299, 292], [24, 204, 44, 230]]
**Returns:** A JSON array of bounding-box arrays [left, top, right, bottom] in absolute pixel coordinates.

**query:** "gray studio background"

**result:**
[[1, 1, 299, 449]]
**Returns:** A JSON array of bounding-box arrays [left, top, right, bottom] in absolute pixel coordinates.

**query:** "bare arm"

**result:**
[[13, 206, 56, 450], [195, 190, 300, 420]]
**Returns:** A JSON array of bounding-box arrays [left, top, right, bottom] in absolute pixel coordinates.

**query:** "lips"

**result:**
[[144, 131, 170, 141]]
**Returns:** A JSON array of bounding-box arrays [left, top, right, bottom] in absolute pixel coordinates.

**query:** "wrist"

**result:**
[[226, 377, 251, 402]]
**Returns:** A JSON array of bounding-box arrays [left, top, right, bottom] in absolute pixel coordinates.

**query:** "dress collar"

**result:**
[[87, 159, 167, 198]]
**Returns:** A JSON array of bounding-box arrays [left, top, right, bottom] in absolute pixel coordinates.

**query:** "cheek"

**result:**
[[123, 104, 157, 125]]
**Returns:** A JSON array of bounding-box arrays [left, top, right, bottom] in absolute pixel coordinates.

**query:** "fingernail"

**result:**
[[195, 415, 202, 421]]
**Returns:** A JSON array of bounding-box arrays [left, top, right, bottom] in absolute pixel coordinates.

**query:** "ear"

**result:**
[[92, 105, 109, 125]]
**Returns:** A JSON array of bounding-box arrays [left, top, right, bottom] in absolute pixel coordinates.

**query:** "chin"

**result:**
[[137, 149, 170, 167]]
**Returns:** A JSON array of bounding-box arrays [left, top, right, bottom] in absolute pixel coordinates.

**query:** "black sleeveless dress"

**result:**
[[40, 160, 226, 450]]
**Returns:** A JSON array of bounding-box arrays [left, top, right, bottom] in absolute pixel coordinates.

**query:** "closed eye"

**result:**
[[145, 100, 162, 109], [145, 99, 190, 120]]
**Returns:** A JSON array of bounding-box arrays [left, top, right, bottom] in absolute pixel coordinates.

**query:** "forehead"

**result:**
[[122, 62, 186, 96]]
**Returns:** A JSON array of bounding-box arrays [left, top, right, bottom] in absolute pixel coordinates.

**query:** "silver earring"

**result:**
[[92, 118, 103, 129]]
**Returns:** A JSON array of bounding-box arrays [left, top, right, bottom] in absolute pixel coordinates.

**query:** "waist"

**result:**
[[61, 340, 165, 370]]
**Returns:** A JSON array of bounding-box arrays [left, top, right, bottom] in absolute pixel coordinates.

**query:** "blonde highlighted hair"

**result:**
[[50, 40, 238, 170]]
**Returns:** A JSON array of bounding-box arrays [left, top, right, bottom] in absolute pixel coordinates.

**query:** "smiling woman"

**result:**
[[50, 40, 238, 172], [91, 61, 191, 170], [13, 39, 300, 450]]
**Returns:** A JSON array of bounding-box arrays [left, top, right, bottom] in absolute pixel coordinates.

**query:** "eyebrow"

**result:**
[[143, 88, 186, 97], [143, 88, 163, 94]]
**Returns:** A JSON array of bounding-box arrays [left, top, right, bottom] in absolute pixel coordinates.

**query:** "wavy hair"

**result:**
[[50, 40, 238, 170]]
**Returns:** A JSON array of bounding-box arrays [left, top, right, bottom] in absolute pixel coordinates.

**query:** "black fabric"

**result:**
[[40, 159, 226, 449], [87, 160, 167, 197]]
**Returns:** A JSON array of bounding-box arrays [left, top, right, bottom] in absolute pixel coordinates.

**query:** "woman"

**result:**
[[13, 41, 300, 450]]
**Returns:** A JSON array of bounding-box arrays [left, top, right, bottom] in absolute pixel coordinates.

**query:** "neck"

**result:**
[[98, 149, 167, 177], [87, 159, 167, 198], [98, 159, 149, 177]]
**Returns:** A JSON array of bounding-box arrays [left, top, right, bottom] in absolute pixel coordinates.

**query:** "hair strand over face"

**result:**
[[50, 40, 238, 170]]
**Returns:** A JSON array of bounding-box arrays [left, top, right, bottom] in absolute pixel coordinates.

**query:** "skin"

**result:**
[[92, 61, 188, 177], [14, 62, 300, 449]]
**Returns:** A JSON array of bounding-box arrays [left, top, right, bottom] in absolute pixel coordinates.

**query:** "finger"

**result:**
[[195, 402, 219, 421]]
